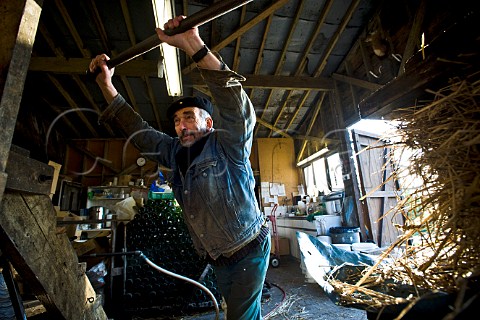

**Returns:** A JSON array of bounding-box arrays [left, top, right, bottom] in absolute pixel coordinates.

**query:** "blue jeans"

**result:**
[[213, 235, 271, 320]]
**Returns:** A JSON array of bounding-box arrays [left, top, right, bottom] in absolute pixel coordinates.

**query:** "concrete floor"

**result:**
[[179, 255, 368, 320], [25, 254, 368, 320]]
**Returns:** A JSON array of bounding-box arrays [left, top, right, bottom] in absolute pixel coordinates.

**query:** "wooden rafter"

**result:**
[[287, 0, 361, 148], [266, 0, 333, 137], [54, 0, 90, 58], [296, 92, 326, 163], [182, 0, 290, 74], [331, 73, 382, 91], [248, 12, 273, 130], [38, 22, 64, 57], [232, 5, 247, 71], [284, 90, 310, 133], [397, 0, 426, 76], [28, 57, 334, 90], [41, 97, 83, 137], [120, 74, 140, 113], [71, 74, 116, 136], [252, 15, 272, 75], [46, 74, 99, 137], [316, 0, 361, 77], [39, 4, 112, 138], [256, 0, 306, 137], [120, 0, 137, 47], [86, 0, 111, 55], [118, 0, 163, 128], [143, 75, 163, 131]]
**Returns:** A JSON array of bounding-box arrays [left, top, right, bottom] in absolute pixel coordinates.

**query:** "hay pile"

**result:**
[[331, 73, 480, 318]]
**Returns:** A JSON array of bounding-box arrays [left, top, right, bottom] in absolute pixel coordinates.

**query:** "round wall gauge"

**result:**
[[136, 157, 146, 167]]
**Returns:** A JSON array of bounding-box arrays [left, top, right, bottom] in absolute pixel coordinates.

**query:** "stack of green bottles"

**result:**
[[124, 199, 221, 316]]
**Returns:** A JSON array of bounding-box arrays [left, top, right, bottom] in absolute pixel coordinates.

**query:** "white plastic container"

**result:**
[[351, 242, 379, 253], [314, 215, 342, 235], [316, 235, 332, 244]]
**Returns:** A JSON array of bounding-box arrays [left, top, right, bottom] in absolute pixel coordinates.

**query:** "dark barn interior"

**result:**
[[1, 0, 479, 319]]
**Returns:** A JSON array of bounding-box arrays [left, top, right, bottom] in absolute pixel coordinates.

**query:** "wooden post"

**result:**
[[0, 0, 43, 203]]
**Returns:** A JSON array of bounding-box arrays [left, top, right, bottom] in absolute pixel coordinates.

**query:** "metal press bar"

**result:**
[[89, 0, 252, 75]]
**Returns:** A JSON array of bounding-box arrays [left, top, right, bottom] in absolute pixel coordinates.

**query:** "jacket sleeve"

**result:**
[[98, 94, 176, 168], [198, 60, 256, 164]]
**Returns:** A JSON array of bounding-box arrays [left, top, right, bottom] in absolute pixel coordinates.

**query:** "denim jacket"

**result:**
[[99, 66, 265, 260]]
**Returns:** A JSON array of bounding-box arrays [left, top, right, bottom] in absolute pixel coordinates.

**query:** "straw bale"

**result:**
[[329, 72, 480, 318]]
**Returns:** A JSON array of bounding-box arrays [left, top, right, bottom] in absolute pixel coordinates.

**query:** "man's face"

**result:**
[[173, 106, 212, 147]]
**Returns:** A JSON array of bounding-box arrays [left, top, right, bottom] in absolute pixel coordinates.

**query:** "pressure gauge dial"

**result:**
[[136, 157, 146, 167]]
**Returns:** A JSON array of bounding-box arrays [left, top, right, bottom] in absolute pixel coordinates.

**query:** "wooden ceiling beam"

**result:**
[[71, 74, 116, 137], [296, 0, 334, 77], [120, 75, 140, 113], [331, 73, 382, 91], [182, 0, 290, 74], [120, 0, 137, 46], [275, 0, 306, 76], [296, 92, 326, 163], [253, 15, 272, 75], [285, 90, 310, 132], [28, 57, 334, 90], [53, 0, 90, 58], [120, 0, 162, 129], [41, 3, 115, 137], [255, 118, 291, 139], [41, 97, 83, 138], [260, 0, 306, 137], [232, 5, 247, 71], [187, 72, 333, 91], [38, 22, 64, 57], [86, 0, 111, 55], [268, 90, 294, 138], [143, 75, 163, 131], [46, 74, 99, 137], [314, 0, 361, 77], [251, 14, 274, 138], [285, 0, 360, 144], [267, 0, 333, 137], [397, 0, 426, 77]]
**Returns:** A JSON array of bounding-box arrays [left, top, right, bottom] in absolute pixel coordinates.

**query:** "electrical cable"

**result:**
[[81, 250, 220, 319], [262, 281, 287, 319], [137, 252, 220, 319]]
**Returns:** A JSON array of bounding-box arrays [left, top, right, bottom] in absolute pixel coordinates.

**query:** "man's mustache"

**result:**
[[180, 130, 197, 138]]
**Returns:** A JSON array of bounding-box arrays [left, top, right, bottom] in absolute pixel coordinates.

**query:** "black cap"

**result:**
[[167, 96, 213, 119]]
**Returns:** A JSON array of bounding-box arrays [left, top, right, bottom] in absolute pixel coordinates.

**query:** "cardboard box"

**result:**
[[56, 210, 83, 239], [48, 160, 62, 199], [271, 237, 290, 256], [72, 239, 97, 256], [118, 175, 132, 186]]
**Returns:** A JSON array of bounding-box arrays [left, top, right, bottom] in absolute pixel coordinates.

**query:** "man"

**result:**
[[89, 15, 270, 320]]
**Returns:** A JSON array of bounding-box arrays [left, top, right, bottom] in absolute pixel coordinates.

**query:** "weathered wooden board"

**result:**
[[0, 0, 43, 192], [0, 192, 107, 320], [5, 151, 54, 195], [351, 129, 403, 246]]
